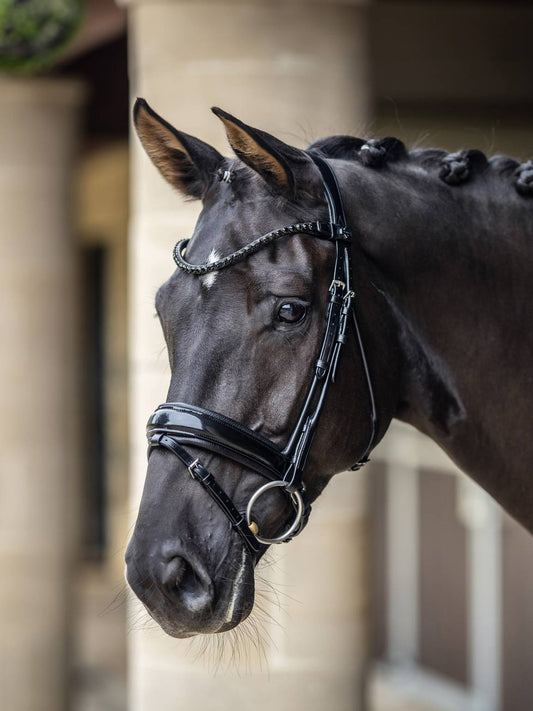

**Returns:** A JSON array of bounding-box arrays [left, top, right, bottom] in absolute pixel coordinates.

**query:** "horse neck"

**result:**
[[346, 162, 533, 530]]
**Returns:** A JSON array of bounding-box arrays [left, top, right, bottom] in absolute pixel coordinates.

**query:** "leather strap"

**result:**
[[311, 153, 349, 229], [173, 220, 350, 276], [149, 433, 262, 555], [148, 403, 290, 481], [278, 155, 357, 489]]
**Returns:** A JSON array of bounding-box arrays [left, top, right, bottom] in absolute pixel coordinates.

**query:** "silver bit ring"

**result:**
[[246, 480, 304, 545]]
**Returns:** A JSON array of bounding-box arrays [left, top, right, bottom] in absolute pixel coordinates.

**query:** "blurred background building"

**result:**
[[1, 1, 533, 710]]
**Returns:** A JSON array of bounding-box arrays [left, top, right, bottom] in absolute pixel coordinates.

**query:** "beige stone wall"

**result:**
[[0, 78, 85, 711], [126, 1, 371, 708]]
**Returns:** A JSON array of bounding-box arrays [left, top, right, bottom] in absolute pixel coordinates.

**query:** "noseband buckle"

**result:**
[[187, 458, 200, 479]]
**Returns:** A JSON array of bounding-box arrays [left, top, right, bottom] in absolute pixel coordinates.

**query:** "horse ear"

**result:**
[[134, 98, 223, 200], [211, 107, 310, 198]]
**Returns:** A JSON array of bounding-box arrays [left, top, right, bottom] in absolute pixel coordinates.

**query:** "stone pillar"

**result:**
[[77, 142, 130, 585], [126, 1, 371, 709], [0, 78, 85, 711]]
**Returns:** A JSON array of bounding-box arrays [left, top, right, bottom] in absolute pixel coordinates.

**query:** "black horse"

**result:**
[[126, 98, 533, 638]]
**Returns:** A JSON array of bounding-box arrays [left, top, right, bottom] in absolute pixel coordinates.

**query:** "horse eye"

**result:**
[[277, 301, 307, 324]]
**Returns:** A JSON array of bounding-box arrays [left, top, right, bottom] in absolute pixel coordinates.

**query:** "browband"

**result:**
[[173, 220, 350, 276]]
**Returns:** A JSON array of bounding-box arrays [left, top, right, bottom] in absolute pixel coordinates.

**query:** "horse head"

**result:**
[[125, 100, 399, 638]]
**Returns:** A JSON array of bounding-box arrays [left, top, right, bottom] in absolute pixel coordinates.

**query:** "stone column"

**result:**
[[0, 78, 85, 711], [126, 1, 371, 709]]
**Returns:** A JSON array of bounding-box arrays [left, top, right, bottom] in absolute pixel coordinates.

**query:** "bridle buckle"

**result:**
[[329, 279, 346, 292], [187, 458, 200, 479]]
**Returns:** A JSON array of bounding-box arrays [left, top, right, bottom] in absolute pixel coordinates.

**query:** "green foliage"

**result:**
[[0, 0, 85, 74]]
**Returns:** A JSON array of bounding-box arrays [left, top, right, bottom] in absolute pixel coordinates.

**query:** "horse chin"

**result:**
[[213, 546, 256, 633]]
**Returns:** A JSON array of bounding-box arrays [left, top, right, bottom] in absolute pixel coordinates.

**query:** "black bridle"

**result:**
[[146, 154, 377, 556]]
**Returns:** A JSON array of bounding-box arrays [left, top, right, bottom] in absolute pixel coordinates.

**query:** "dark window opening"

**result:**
[[80, 246, 106, 558]]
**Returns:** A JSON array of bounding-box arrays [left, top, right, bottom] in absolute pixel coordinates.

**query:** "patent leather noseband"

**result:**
[[147, 154, 377, 556]]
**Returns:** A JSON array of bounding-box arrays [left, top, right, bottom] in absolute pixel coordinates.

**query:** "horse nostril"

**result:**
[[161, 556, 188, 588], [161, 554, 214, 616]]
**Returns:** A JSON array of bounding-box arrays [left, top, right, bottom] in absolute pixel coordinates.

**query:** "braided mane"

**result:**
[[308, 136, 533, 197]]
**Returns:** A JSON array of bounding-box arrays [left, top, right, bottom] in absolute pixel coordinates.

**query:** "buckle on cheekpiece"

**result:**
[[330, 224, 351, 240], [329, 279, 346, 292]]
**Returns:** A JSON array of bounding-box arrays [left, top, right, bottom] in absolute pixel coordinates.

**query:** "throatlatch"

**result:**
[[146, 153, 377, 556]]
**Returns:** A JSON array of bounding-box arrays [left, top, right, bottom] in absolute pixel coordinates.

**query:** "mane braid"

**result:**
[[516, 160, 533, 196], [438, 149, 488, 186], [308, 135, 407, 168], [307, 135, 533, 198]]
